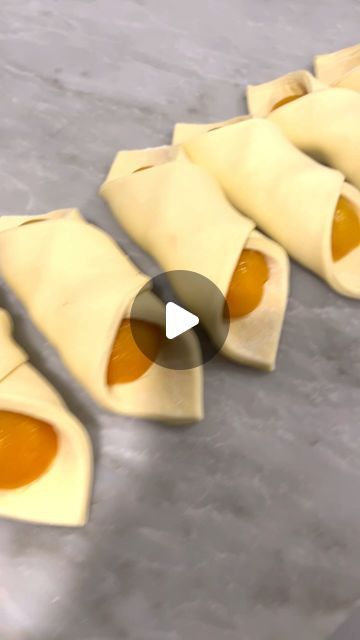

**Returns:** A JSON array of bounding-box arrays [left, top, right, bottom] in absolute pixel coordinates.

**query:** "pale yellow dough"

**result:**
[[0, 309, 92, 526], [246, 70, 360, 190], [174, 118, 360, 298], [247, 70, 326, 117], [100, 148, 289, 371], [315, 43, 360, 90], [0, 210, 203, 424]]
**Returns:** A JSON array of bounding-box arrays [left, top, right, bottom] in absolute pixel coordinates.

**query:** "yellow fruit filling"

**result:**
[[331, 196, 360, 262], [107, 319, 163, 384], [226, 249, 269, 318], [0, 412, 58, 490], [271, 94, 303, 111]]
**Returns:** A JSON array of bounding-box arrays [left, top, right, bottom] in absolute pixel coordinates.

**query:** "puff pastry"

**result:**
[[247, 70, 326, 117], [174, 118, 360, 298], [0, 210, 203, 423], [0, 309, 92, 526], [246, 71, 360, 191], [315, 43, 360, 90], [100, 147, 289, 371]]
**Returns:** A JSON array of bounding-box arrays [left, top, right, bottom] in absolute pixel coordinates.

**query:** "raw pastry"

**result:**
[[0, 207, 81, 231], [174, 118, 360, 298], [0, 210, 203, 423], [315, 43, 360, 90], [247, 71, 360, 190], [100, 147, 289, 371], [0, 309, 92, 526], [247, 70, 326, 117]]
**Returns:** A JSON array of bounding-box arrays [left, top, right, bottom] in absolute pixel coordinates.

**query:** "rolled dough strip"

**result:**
[[0, 210, 203, 423], [100, 147, 289, 371], [176, 118, 360, 298], [0, 309, 92, 526]]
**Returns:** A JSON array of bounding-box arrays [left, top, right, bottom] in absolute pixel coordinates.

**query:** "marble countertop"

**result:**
[[1, 1, 360, 639]]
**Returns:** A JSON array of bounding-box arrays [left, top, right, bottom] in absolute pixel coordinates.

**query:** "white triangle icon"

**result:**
[[165, 302, 199, 340]]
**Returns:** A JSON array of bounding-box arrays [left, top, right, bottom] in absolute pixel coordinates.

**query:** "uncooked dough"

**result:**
[[315, 43, 360, 90], [247, 70, 326, 117], [100, 148, 289, 371], [0, 309, 92, 526], [246, 70, 360, 190], [0, 210, 203, 423], [174, 118, 360, 298]]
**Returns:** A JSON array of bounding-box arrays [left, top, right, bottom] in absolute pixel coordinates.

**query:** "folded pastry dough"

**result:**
[[0, 309, 92, 526], [174, 118, 360, 298], [0, 210, 203, 423], [100, 147, 289, 371], [315, 43, 360, 90], [247, 70, 326, 117], [246, 71, 360, 191], [0, 207, 82, 231]]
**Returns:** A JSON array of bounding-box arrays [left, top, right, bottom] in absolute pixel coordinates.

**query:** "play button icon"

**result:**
[[165, 302, 199, 340], [129, 269, 230, 370]]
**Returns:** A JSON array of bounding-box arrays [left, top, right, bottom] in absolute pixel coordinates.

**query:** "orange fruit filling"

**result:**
[[271, 94, 303, 111], [132, 166, 153, 173], [226, 249, 269, 318], [107, 319, 163, 385], [0, 412, 58, 490], [20, 220, 44, 227], [331, 196, 360, 262]]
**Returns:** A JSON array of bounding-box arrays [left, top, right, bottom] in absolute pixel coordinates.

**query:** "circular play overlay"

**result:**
[[129, 270, 230, 370]]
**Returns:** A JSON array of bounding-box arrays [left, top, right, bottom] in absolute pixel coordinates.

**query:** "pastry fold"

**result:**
[[247, 70, 326, 117], [100, 147, 289, 371], [0, 309, 92, 526], [246, 71, 360, 190], [0, 210, 203, 423], [314, 43, 360, 90], [174, 118, 360, 298]]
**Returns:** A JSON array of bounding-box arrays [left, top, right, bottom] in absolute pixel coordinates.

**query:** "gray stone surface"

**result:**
[[0, 1, 360, 639]]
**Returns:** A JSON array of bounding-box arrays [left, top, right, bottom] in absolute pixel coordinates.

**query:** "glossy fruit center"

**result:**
[[271, 94, 303, 111], [132, 166, 153, 173], [0, 412, 58, 490], [107, 319, 163, 384], [226, 249, 269, 318], [331, 196, 360, 261]]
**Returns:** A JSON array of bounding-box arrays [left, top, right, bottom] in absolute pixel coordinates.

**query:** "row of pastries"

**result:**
[[1, 43, 359, 526]]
